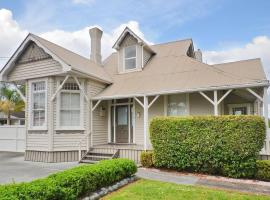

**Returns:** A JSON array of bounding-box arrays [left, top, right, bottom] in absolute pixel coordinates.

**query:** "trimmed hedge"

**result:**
[[150, 116, 265, 178], [256, 160, 270, 181], [0, 159, 137, 200], [141, 151, 154, 168]]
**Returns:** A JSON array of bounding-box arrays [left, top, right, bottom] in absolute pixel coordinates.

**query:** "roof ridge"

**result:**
[[213, 58, 261, 66], [150, 38, 193, 47]]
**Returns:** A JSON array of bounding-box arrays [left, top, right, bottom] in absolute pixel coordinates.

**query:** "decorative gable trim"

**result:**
[[0, 34, 70, 82]]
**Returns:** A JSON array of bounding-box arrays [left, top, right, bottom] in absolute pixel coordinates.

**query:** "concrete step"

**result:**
[[84, 155, 112, 159], [80, 159, 99, 164]]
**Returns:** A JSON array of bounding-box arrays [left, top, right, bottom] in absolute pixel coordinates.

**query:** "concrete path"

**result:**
[[0, 152, 78, 184], [137, 168, 270, 196]]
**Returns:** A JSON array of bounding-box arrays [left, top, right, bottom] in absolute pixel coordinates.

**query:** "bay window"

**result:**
[[167, 94, 188, 116], [31, 81, 46, 129], [58, 82, 82, 129], [124, 45, 136, 70]]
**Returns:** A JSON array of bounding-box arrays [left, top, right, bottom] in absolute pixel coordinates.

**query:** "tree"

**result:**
[[0, 83, 25, 125]]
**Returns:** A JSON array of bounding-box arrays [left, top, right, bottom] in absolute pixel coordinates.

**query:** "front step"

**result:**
[[79, 148, 120, 164]]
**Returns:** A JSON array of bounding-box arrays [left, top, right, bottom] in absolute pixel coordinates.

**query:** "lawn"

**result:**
[[102, 179, 270, 200]]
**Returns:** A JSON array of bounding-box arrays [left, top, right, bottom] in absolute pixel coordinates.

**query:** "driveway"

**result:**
[[0, 152, 78, 184]]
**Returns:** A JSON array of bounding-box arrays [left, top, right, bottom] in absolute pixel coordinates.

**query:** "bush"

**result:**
[[141, 151, 154, 168], [150, 115, 265, 178], [0, 159, 137, 200], [256, 160, 270, 181]]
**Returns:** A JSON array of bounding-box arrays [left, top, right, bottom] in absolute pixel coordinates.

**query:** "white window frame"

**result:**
[[56, 79, 84, 130], [28, 78, 48, 130], [124, 45, 137, 71], [228, 103, 251, 115]]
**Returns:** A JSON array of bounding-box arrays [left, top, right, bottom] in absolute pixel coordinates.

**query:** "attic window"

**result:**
[[124, 45, 136, 70]]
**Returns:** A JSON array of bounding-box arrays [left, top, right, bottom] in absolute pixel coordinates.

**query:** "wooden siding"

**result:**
[[88, 80, 108, 145], [26, 133, 48, 151], [53, 133, 86, 151], [143, 48, 152, 66], [8, 58, 62, 82]]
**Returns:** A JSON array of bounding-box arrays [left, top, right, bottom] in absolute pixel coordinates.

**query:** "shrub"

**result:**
[[0, 159, 137, 200], [150, 115, 265, 178], [256, 160, 270, 181], [141, 151, 154, 168]]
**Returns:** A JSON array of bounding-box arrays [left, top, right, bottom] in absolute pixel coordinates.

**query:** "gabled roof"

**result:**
[[112, 27, 155, 54], [0, 33, 112, 83], [94, 40, 268, 100]]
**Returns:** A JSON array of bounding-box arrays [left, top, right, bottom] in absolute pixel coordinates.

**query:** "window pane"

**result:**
[[33, 82, 45, 91], [60, 111, 70, 126], [70, 93, 80, 109], [125, 46, 136, 58], [168, 94, 187, 116], [125, 58, 136, 70], [117, 106, 128, 125], [33, 111, 40, 126], [61, 93, 70, 109], [70, 110, 80, 126]]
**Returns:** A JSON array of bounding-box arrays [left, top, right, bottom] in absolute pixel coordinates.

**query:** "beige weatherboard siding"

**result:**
[[0, 26, 269, 163]]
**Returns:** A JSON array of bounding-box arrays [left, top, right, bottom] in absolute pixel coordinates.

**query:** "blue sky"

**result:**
[[1, 0, 269, 48], [0, 0, 270, 74]]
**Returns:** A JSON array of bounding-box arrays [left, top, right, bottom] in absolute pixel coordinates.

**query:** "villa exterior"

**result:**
[[0, 27, 269, 163]]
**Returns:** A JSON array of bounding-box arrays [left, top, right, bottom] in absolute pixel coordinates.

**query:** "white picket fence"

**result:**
[[0, 126, 26, 152]]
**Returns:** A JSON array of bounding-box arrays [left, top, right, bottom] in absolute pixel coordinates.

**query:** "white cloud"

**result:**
[[0, 9, 150, 69], [0, 9, 28, 68], [203, 36, 270, 78]]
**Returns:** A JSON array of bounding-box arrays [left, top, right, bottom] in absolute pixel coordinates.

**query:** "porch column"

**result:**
[[214, 90, 218, 116], [90, 100, 93, 147], [263, 87, 269, 129], [143, 96, 148, 150]]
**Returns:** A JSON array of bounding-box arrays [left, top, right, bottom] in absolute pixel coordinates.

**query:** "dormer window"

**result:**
[[124, 45, 136, 70]]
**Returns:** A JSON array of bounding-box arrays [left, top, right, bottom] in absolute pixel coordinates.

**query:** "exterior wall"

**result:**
[[8, 42, 63, 82], [189, 92, 214, 115], [89, 80, 108, 145], [8, 59, 62, 82]]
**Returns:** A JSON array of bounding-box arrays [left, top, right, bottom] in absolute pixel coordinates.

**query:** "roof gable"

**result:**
[[112, 27, 155, 54], [0, 34, 112, 83]]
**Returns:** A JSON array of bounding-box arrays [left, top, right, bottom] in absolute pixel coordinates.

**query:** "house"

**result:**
[[0, 27, 269, 163], [0, 111, 25, 125]]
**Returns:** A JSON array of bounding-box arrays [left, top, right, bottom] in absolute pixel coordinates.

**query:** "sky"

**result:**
[[0, 1, 270, 84]]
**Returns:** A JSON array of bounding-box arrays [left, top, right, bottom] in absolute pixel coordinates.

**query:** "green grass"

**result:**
[[102, 179, 270, 200]]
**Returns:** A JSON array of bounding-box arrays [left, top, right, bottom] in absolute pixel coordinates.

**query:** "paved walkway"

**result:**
[[137, 168, 270, 196], [0, 152, 78, 184]]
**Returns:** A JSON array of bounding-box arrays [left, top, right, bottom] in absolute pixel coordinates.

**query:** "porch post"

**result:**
[[143, 96, 148, 150], [214, 90, 218, 116], [263, 87, 269, 129], [90, 100, 93, 147]]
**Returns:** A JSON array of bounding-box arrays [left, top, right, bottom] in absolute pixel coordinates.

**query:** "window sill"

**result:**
[[55, 127, 85, 131], [28, 128, 48, 131]]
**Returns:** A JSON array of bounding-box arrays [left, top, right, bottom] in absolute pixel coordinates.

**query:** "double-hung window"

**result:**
[[31, 81, 46, 128], [167, 94, 188, 116], [59, 82, 82, 128], [124, 45, 136, 70]]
